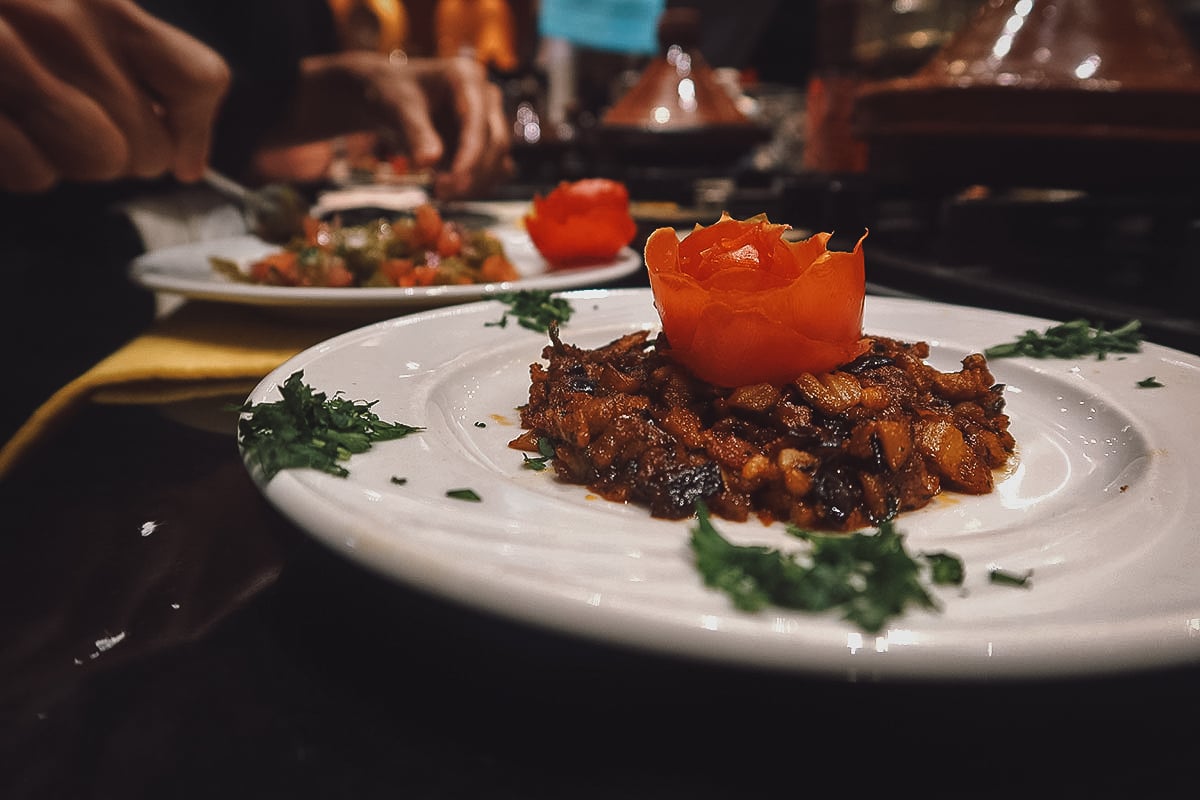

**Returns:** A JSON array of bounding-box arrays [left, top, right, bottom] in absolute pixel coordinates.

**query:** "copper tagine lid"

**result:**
[[598, 7, 769, 164], [853, 0, 1200, 187]]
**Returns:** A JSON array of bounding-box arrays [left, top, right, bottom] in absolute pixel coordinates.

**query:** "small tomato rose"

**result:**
[[524, 178, 637, 268], [645, 212, 867, 387]]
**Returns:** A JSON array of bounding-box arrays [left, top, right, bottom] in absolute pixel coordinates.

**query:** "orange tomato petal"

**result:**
[[681, 303, 865, 386], [645, 213, 867, 387]]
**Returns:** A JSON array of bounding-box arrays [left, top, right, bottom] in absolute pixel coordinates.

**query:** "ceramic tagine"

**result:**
[[597, 7, 770, 166], [852, 0, 1200, 187]]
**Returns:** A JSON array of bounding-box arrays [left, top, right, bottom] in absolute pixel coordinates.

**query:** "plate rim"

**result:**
[[128, 232, 644, 309]]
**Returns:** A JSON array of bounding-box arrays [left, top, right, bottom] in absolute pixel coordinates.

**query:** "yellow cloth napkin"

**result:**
[[0, 301, 351, 480]]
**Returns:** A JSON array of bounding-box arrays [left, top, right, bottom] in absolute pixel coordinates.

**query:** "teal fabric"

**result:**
[[537, 0, 666, 54]]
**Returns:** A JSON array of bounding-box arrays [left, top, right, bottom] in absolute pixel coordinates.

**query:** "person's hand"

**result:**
[[288, 51, 514, 200], [0, 0, 230, 192], [396, 55, 515, 200]]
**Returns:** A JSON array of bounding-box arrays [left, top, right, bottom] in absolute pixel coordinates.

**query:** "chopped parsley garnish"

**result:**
[[1137, 376, 1164, 388], [520, 437, 556, 471], [446, 488, 482, 502], [234, 370, 423, 481], [989, 567, 1033, 588], [486, 289, 574, 332], [522, 454, 549, 471], [923, 551, 966, 585], [390, 476, 408, 485], [689, 502, 964, 633], [983, 318, 1143, 360]]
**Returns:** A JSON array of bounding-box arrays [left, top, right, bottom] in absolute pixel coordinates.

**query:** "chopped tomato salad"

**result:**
[[213, 204, 519, 288], [644, 212, 868, 386], [524, 178, 637, 268]]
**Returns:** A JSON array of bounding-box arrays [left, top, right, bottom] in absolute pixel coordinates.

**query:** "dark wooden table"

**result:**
[[2, 325, 1197, 799]]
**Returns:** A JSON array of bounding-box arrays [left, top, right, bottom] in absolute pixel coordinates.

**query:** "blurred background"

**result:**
[[266, 0, 1200, 354]]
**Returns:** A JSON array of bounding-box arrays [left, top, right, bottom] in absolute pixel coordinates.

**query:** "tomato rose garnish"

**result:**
[[644, 212, 867, 387], [524, 178, 637, 268]]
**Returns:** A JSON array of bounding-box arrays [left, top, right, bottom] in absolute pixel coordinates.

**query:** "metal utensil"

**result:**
[[202, 168, 309, 243]]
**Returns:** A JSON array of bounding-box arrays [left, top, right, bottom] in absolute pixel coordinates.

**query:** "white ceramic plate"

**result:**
[[240, 289, 1200, 681], [129, 226, 642, 313]]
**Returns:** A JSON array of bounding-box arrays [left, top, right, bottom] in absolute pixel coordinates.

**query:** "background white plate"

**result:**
[[129, 226, 643, 313], [241, 289, 1200, 681]]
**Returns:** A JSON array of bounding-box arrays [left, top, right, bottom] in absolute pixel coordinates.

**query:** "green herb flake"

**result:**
[[689, 503, 964, 633], [983, 318, 1143, 360], [485, 290, 574, 333], [520, 437, 556, 471], [923, 551, 966, 586], [1137, 376, 1164, 388], [521, 453, 549, 471], [446, 488, 482, 502], [989, 567, 1033, 588], [390, 476, 408, 485], [234, 370, 423, 481]]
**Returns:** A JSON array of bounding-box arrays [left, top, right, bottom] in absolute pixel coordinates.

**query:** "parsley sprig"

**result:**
[[520, 437, 556, 471], [235, 370, 423, 481], [486, 290, 573, 332], [690, 503, 964, 633], [983, 318, 1143, 360]]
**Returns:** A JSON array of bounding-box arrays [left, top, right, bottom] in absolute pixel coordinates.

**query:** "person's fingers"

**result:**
[[441, 58, 489, 182], [425, 58, 513, 199], [99, 0, 230, 182], [435, 79, 511, 200], [483, 81, 515, 182], [370, 74, 444, 169], [0, 18, 130, 181], [38, 5, 175, 178], [0, 0, 229, 186], [291, 52, 511, 199], [0, 112, 57, 192]]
